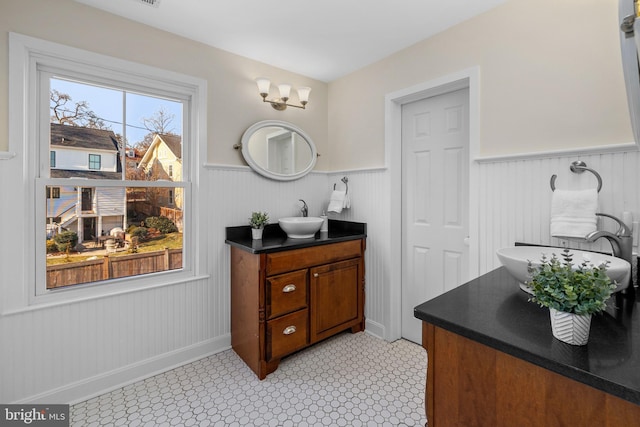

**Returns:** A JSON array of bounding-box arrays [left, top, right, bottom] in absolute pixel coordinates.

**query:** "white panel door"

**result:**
[[401, 88, 470, 344]]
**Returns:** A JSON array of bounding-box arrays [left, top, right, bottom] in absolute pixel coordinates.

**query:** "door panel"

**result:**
[[402, 88, 469, 344], [413, 151, 431, 224], [310, 258, 360, 343]]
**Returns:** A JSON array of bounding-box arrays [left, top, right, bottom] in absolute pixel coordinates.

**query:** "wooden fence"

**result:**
[[46, 248, 183, 289]]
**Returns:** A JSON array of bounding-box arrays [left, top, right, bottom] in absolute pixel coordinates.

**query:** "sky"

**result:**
[[50, 77, 183, 147]]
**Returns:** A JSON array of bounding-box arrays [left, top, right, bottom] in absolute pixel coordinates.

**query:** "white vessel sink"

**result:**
[[278, 217, 324, 239], [496, 246, 631, 293]]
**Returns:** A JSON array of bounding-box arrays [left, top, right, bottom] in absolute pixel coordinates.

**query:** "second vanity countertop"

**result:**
[[225, 219, 366, 254], [414, 267, 640, 406]]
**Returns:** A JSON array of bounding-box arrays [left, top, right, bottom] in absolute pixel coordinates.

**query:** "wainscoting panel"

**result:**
[[476, 149, 640, 276], [4, 149, 636, 403], [206, 167, 391, 340], [326, 170, 390, 339], [0, 165, 394, 404], [0, 276, 222, 404]]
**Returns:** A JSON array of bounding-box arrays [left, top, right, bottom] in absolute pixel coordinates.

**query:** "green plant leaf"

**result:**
[[527, 249, 616, 315]]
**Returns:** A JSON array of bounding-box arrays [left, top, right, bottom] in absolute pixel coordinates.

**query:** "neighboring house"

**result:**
[[125, 146, 144, 170], [48, 123, 125, 242], [137, 133, 183, 209]]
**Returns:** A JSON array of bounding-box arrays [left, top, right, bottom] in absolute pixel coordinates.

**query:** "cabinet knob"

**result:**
[[282, 284, 296, 293], [283, 325, 297, 335], [313, 273, 319, 278]]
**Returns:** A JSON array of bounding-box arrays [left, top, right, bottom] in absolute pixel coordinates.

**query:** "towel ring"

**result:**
[[333, 176, 349, 194], [549, 161, 602, 192]]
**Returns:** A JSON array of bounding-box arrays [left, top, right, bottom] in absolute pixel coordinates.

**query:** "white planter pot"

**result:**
[[251, 227, 264, 240], [549, 308, 592, 346]]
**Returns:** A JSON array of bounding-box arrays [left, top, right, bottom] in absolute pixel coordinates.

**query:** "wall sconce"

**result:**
[[255, 78, 311, 111]]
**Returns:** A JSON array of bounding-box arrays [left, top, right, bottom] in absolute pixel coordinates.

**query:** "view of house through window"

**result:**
[[45, 77, 185, 290]]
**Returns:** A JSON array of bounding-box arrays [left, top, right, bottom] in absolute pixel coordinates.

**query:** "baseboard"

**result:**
[[364, 319, 386, 340], [15, 334, 231, 405]]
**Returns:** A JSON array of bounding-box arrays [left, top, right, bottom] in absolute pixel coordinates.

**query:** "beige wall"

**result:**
[[0, 0, 329, 168], [328, 0, 632, 169], [1, 1, 633, 172]]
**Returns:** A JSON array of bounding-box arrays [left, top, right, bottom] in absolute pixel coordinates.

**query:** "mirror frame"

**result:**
[[240, 120, 318, 181], [619, 0, 640, 146]]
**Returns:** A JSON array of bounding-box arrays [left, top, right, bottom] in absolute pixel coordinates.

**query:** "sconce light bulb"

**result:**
[[297, 87, 311, 105], [278, 84, 292, 102], [255, 77, 271, 98]]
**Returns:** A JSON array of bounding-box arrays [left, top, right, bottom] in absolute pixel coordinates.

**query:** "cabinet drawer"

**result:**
[[267, 269, 308, 319], [266, 240, 363, 276], [267, 309, 309, 361]]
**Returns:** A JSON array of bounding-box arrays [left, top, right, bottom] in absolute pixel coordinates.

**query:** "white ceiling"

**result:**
[[76, 0, 507, 82]]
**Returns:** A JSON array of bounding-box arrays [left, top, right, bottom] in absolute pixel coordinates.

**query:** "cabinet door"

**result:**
[[310, 258, 362, 342]]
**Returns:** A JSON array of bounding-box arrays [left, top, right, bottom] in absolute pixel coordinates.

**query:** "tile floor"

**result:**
[[71, 332, 427, 426]]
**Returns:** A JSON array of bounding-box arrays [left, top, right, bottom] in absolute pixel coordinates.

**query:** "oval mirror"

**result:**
[[240, 120, 317, 181]]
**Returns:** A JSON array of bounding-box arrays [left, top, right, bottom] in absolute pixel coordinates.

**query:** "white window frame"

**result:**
[[6, 33, 208, 311]]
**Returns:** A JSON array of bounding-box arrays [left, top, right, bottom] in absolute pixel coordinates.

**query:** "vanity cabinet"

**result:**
[[415, 267, 640, 426], [230, 239, 365, 379]]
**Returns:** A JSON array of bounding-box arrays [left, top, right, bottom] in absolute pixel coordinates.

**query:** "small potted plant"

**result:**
[[527, 249, 616, 346], [249, 211, 269, 240]]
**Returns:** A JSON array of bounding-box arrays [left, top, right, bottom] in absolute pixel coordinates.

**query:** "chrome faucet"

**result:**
[[585, 213, 633, 290], [299, 199, 308, 217]]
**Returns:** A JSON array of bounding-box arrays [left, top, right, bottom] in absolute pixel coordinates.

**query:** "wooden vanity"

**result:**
[[226, 221, 366, 379], [414, 267, 640, 427]]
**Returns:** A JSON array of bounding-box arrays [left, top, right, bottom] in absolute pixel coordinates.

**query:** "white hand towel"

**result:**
[[327, 190, 346, 213], [550, 188, 598, 238]]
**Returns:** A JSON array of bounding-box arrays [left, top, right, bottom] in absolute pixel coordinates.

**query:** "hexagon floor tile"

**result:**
[[71, 332, 427, 426]]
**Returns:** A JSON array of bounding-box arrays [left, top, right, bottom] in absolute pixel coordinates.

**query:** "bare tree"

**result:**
[[141, 105, 175, 134], [137, 106, 175, 151], [137, 106, 176, 150], [50, 89, 110, 129]]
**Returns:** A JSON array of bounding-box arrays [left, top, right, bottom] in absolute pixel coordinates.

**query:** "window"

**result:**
[[80, 188, 93, 211], [88, 154, 101, 170], [168, 164, 173, 178], [8, 33, 207, 308], [42, 77, 186, 291], [46, 187, 60, 199]]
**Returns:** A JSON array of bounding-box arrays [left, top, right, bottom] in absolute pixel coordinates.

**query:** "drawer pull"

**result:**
[[283, 326, 297, 335], [313, 273, 319, 278], [282, 284, 297, 293]]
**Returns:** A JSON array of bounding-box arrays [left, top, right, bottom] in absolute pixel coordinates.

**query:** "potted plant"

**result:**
[[527, 249, 616, 346], [249, 211, 269, 239]]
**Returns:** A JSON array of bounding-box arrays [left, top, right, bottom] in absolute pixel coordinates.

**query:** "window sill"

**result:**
[[2, 272, 210, 317]]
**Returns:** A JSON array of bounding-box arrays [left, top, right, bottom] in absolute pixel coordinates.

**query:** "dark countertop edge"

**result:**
[[415, 310, 640, 404], [225, 233, 367, 254], [414, 269, 640, 406], [225, 219, 367, 254]]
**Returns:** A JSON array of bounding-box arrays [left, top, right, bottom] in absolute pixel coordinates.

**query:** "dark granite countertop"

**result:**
[[414, 267, 640, 406], [225, 219, 366, 254]]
